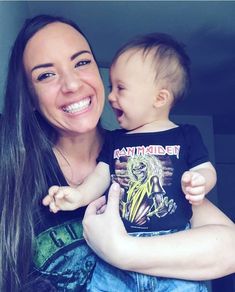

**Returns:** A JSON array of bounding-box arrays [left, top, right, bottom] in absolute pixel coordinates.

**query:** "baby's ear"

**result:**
[[153, 89, 172, 108]]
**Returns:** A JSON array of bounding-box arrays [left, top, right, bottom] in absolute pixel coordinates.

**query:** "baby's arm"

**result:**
[[43, 162, 110, 212], [181, 161, 217, 205]]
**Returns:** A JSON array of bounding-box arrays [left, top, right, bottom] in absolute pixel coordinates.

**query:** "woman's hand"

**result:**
[[82, 183, 133, 268], [83, 184, 235, 279]]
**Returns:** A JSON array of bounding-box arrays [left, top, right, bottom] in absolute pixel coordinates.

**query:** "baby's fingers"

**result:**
[[42, 195, 51, 206], [181, 171, 192, 184], [186, 194, 205, 205], [48, 185, 60, 196], [54, 187, 67, 199], [185, 185, 205, 196], [191, 175, 206, 187], [49, 200, 60, 213], [42, 185, 60, 206]]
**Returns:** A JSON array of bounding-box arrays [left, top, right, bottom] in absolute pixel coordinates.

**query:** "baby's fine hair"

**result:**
[[112, 32, 191, 105]]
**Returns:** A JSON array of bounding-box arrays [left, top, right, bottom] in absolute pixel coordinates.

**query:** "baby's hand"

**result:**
[[42, 185, 81, 213], [181, 171, 206, 205]]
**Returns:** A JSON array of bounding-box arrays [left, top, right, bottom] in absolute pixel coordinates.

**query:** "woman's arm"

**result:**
[[126, 199, 235, 280], [83, 183, 235, 280]]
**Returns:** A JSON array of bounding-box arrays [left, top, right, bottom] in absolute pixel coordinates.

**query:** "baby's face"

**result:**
[[108, 49, 162, 132]]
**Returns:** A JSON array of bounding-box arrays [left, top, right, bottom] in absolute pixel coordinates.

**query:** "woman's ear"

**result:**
[[153, 89, 172, 108]]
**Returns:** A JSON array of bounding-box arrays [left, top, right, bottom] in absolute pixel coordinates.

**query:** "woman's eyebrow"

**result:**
[[71, 50, 91, 61], [31, 50, 92, 73], [31, 63, 53, 73]]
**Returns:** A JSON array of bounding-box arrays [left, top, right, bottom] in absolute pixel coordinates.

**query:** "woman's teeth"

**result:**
[[63, 98, 91, 113]]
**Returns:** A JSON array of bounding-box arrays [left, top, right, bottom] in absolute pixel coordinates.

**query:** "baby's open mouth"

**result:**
[[113, 108, 123, 118]]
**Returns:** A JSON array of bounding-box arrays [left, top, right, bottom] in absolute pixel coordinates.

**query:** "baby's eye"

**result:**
[[37, 72, 55, 81], [117, 85, 125, 91], [75, 59, 91, 68]]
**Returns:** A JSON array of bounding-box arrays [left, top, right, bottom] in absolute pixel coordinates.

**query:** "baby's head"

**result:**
[[111, 32, 191, 108]]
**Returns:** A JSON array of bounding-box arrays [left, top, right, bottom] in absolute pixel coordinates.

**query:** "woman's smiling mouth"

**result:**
[[62, 97, 91, 113]]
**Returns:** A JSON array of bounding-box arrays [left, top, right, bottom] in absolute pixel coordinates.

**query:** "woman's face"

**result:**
[[23, 22, 105, 136]]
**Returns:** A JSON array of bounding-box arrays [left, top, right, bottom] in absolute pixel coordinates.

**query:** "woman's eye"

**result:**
[[75, 59, 91, 68], [37, 72, 55, 81]]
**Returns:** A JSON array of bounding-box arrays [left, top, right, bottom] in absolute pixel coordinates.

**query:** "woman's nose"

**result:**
[[61, 72, 80, 94]]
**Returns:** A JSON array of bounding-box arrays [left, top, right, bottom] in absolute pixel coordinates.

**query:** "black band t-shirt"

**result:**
[[98, 125, 209, 233]]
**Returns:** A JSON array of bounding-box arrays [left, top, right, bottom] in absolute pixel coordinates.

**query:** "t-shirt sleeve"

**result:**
[[182, 124, 210, 168]]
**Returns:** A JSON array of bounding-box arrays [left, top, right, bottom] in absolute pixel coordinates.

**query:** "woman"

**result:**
[[0, 15, 104, 291], [0, 14, 234, 292]]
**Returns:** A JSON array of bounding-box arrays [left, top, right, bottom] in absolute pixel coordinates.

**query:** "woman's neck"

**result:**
[[53, 128, 103, 187], [56, 128, 102, 159]]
